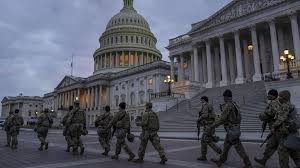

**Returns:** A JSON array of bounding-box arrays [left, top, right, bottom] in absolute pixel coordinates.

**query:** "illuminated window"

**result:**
[[124, 52, 129, 65], [119, 52, 124, 66], [135, 53, 139, 65], [130, 52, 134, 65], [148, 79, 153, 85]]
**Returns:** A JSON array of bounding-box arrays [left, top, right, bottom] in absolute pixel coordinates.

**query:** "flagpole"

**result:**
[[71, 54, 74, 76]]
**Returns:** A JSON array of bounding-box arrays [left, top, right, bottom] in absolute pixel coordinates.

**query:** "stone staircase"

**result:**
[[157, 82, 267, 132]]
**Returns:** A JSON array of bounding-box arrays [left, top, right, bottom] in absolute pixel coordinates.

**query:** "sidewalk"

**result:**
[[21, 128, 267, 143]]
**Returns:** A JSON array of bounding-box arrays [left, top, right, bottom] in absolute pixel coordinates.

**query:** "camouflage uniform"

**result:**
[[68, 107, 86, 155], [95, 112, 113, 155], [62, 111, 72, 152], [9, 112, 24, 150], [255, 99, 281, 165], [273, 101, 300, 168], [212, 99, 252, 168], [135, 107, 167, 164], [107, 109, 135, 160], [35, 111, 51, 151], [4, 112, 14, 147], [198, 103, 222, 160]]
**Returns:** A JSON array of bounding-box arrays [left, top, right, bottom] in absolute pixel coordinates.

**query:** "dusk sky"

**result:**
[[0, 0, 231, 107]]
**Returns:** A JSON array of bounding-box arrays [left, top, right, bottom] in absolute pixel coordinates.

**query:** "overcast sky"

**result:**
[[0, 0, 231, 104]]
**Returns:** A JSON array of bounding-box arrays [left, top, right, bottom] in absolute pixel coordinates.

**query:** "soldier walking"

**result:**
[[35, 109, 53, 151], [62, 106, 73, 152], [4, 111, 14, 147], [133, 102, 168, 164], [254, 89, 280, 166], [107, 102, 135, 161], [9, 109, 24, 150], [272, 90, 300, 168], [95, 105, 113, 156], [211, 90, 252, 168], [197, 96, 222, 161], [68, 100, 87, 155]]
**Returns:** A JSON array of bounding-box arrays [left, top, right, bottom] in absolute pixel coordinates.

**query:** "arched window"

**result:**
[[139, 91, 145, 105], [121, 94, 126, 103], [130, 92, 135, 105], [115, 96, 119, 107]]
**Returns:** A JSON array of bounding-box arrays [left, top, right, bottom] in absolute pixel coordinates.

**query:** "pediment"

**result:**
[[55, 76, 79, 89], [192, 0, 286, 32]]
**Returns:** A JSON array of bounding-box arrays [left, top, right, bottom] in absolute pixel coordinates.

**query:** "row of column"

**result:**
[[57, 89, 80, 109], [83, 86, 108, 110], [190, 13, 300, 88], [95, 51, 160, 71]]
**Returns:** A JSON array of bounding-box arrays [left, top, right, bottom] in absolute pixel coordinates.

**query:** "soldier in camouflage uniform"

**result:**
[[9, 109, 24, 150], [197, 96, 222, 161], [272, 90, 300, 168], [62, 106, 73, 152], [68, 100, 87, 155], [133, 102, 168, 164], [4, 111, 14, 147], [254, 89, 280, 166], [107, 102, 135, 161], [211, 90, 252, 168], [35, 109, 52, 151], [95, 105, 113, 156]]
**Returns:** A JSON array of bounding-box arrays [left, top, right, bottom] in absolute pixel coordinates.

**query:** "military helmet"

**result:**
[[146, 102, 152, 109], [223, 89, 232, 97], [104, 105, 111, 112], [119, 102, 126, 109], [15, 109, 20, 114], [44, 109, 49, 113], [127, 133, 135, 142], [268, 89, 278, 97]]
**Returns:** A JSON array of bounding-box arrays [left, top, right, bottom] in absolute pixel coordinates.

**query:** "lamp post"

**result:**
[[164, 75, 174, 96], [280, 49, 295, 79]]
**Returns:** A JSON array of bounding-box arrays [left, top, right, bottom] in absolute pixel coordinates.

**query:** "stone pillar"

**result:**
[[234, 30, 245, 84], [202, 47, 208, 83], [228, 42, 235, 84], [178, 55, 184, 81], [243, 40, 252, 81], [214, 46, 221, 84], [219, 36, 229, 86], [193, 46, 200, 82], [110, 52, 113, 68], [290, 13, 300, 59], [139, 52, 143, 65], [95, 86, 99, 108], [116, 52, 120, 67], [99, 86, 103, 108], [269, 19, 280, 74], [87, 88, 90, 109], [250, 26, 262, 81], [259, 33, 268, 74], [206, 40, 213, 88], [170, 57, 175, 80]]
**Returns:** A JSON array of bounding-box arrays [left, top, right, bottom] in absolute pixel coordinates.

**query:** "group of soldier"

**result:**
[[197, 89, 300, 168], [2, 88, 299, 167]]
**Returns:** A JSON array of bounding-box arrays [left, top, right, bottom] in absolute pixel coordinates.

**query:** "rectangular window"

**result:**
[[126, 36, 128, 43], [131, 36, 133, 43]]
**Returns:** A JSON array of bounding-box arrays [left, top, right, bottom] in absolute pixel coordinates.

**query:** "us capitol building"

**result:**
[[2, 0, 170, 125]]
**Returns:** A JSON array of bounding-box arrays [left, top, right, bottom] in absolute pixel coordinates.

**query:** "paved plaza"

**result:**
[[0, 130, 296, 168]]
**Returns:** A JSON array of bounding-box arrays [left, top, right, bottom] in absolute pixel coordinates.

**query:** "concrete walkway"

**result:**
[[21, 128, 267, 143]]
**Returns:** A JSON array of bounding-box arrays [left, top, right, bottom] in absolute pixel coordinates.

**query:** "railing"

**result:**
[[263, 69, 300, 82], [150, 92, 185, 100]]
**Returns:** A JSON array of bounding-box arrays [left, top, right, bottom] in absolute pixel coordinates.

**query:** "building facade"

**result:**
[[167, 0, 300, 97], [47, 0, 170, 126], [1, 94, 43, 124]]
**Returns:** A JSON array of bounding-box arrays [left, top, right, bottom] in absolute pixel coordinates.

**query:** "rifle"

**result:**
[[260, 133, 273, 147], [261, 121, 268, 138]]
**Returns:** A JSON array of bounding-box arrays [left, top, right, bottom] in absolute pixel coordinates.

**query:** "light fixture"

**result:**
[[291, 55, 295, 60], [248, 44, 253, 51], [75, 97, 79, 101], [280, 56, 285, 60], [284, 49, 289, 55], [288, 54, 292, 59]]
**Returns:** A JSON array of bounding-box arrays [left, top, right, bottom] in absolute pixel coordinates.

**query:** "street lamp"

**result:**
[[280, 49, 295, 79], [164, 75, 174, 96], [248, 44, 253, 51]]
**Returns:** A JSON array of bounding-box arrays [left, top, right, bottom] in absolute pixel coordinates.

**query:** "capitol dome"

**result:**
[[93, 0, 162, 74]]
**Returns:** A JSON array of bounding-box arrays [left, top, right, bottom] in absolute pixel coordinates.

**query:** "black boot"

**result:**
[[197, 156, 207, 161], [102, 149, 109, 156], [38, 144, 43, 151], [128, 153, 135, 162], [133, 158, 144, 163], [111, 155, 119, 160], [80, 146, 85, 155], [160, 155, 168, 165], [45, 142, 49, 150]]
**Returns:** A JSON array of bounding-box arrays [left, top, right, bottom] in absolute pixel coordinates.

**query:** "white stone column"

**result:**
[[99, 86, 103, 108], [95, 86, 99, 108], [269, 19, 280, 74], [250, 26, 262, 81], [214, 46, 221, 84], [116, 52, 120, 67], [110, 52, 113, 68], [219, 36, 229, 86], [234, 30, 245, 84], [193, 46, 200, 82], [290, 13, 300, 59], [228, 43, 235, 84], [242, 40, 251, 81], [205, 40, 213, 88], [179, 55, 184, 81], [139, 52, 143, 65], [259, 33, 268, 74], [170, 57, 175, 80], [202, 47, 208, 83]]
